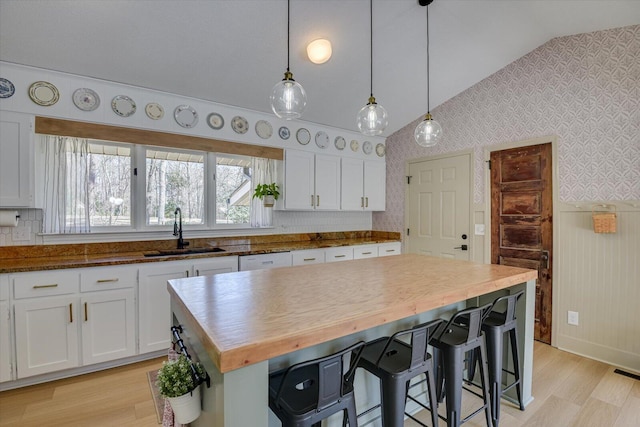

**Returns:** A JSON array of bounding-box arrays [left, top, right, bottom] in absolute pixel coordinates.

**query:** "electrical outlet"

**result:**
[[568, 310, 579, 326], [12, 226, 31, 241]]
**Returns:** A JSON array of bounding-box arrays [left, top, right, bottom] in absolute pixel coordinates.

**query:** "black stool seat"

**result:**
[[357, 318, 445, 427], [466, 290, 525, 427], [430, 304, 493, 427], [269, 341, 365, 427]]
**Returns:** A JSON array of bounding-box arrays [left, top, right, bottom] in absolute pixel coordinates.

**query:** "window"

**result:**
[[145, 148, 205, 226], [216, 156, 251, 225], [38, 134, 259, 234]]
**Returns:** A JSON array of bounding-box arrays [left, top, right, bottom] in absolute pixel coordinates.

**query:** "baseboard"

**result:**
[[556, 335, 640, 375]]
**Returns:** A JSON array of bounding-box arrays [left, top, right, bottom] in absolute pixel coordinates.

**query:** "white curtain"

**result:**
[[250, 158, 276, 227], [42, 135, 91, 234]]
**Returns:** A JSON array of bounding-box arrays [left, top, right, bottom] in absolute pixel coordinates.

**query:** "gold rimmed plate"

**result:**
[[29, 81, 59, 106]]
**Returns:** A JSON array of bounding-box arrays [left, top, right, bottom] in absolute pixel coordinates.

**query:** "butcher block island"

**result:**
[[168, 254, 538, 427]]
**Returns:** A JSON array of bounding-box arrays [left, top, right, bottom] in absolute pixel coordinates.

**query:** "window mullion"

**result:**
[[132, 144, 147, 230], [207, 152, 217, 227]]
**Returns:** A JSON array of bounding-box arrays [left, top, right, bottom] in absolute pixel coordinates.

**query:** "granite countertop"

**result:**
[[0, 231, 400, 273]]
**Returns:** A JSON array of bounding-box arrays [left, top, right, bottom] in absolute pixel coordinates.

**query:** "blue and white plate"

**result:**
[[0, 78, 15, 99]]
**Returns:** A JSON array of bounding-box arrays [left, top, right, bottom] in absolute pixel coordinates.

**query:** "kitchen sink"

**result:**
[[143, 247, 226, 257]]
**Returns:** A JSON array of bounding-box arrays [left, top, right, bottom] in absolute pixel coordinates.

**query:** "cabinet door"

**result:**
[[14, 296, 79, 378], [192, 256, 238, 277], [0, 301, 11, 382], [0, 111, 33, 207], [314, 154, 341, 210], [284, 150, 315, 210], [364, 161, 386, 211], [341, 158, 364, 210], [81, 289, 136, 365], [139, 261, 190, 354]]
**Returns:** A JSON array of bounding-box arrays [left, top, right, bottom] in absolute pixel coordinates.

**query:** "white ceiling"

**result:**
[[1, 0, 639, 136]]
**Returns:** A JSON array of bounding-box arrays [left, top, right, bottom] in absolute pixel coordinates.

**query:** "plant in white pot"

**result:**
[[156, 355, 205, 424], [253, 183, 280, 207]]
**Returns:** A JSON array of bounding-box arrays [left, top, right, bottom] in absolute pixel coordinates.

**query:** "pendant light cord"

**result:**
[[369, 0, 373, 98], [287, 0, 291, 72], [426, 4, 430, 113]]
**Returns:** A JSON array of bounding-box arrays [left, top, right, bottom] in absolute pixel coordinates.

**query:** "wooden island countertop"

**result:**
[[168, 254, 537, 374]]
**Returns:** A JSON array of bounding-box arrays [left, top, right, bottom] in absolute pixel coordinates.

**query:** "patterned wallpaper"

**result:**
[[374, 25, 640, 233]]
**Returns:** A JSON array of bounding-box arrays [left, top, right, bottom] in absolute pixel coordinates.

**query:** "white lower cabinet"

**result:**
[[0, 300, 12, 383], [377, 242, 402, 256], [324, 246, 354, 263], [291, 249, 325, 266], [14, 295, 80, 378], [138, 256, 239, 354], [353, 244, 379, 259], [239, 252, 292, 271], [81, 289, 136, 365]]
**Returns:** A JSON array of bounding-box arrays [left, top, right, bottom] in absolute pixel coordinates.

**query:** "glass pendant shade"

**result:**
[[414, 113, 443, 147], [270, 71, 307, 120], [357, 96, 388, 136]]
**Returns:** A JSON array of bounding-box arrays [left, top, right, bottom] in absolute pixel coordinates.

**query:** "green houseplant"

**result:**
[[156, 355, 205, 424], [253, 183, 280, 207]]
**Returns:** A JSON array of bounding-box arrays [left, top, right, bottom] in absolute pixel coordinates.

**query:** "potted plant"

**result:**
[[156, 355, 205, 424], [253, 183, 280, 207]]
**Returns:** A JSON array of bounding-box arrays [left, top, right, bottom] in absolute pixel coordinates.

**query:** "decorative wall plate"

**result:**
[[296, 128, 311, 145], [350, 139, 359, 152], [0, 78, 15, 99], [145, 102, 164, 120], [29, 81, 59, 106], [174, 105, 199, 128], [231, 116, 249, 134], [206, 112, 224, 129], [72, 88, 100, 111], [362, 140, 373, 155], [315, 131, 329, 149], [111, 95, 136, 117], [375, 143, 386, 157], [334, 136, 346, 151], [278, 126, 290, 140], [255, 120, 273, 139]]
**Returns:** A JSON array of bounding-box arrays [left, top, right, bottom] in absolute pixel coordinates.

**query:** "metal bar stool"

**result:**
[[356, 318, 445, 427], [430, 304, 493, 427], [268, 341, 365, 427], [466, 290, 525, 427]]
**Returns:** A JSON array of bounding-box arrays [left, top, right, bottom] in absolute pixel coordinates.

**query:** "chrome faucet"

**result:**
[[173, 207, 189, 249]]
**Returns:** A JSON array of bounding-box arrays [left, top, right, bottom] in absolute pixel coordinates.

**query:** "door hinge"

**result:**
[[407, 228, 410, 236], [407, 176, 412, 184], [133, 167, 138, 176], [486, 160, 491, 170]]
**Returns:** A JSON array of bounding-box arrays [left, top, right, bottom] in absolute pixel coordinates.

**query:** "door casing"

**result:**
[[484, 135, 560, 347]]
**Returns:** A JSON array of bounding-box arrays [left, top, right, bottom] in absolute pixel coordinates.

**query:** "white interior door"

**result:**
[[407, 153, 471, 260]]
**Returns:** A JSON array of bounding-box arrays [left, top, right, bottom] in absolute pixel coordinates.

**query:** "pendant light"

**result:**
[[270, 0, 307, 120], [356, 0, 388, 136], [415, 0, 442, 147]]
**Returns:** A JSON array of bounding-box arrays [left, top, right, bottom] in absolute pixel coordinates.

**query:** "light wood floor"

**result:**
[[0, 343, 638, 426]]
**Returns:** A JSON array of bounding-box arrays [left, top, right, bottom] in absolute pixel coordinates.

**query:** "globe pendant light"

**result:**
[[356, 0, 388, 136], [415, 0, 442, 147], [270, 0, 307, 120]]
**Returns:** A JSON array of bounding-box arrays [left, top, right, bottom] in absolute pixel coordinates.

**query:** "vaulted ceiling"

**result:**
[[1, 0, 639, 136]]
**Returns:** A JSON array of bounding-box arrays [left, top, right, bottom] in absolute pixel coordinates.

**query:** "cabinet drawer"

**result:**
[[13, 270, 80, 299], [291, 249, 325, 266], [0, 275, 8, 301], [353, 244, 378, 259], [239, 252, 292, 271], [378, 242, 401, 257], [80, 265, 137, 292], [324, 247, 354, 263]]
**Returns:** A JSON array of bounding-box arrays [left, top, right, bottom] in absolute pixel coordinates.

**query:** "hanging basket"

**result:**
[[592, 206, 616, 233]]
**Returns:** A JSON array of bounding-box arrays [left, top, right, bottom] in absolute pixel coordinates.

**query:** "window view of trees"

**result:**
[[86, 142, 131, 227], [216, 158, 251, 224], [146, 150, 205, 225]]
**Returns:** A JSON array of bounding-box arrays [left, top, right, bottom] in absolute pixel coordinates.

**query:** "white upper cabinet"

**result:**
[[284, 150, 341, 210], [0, 111, 33, 207], [341, 159, 385, 211]]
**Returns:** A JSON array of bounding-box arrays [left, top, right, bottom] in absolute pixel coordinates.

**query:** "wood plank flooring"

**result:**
[[0, 343, 638, 426]]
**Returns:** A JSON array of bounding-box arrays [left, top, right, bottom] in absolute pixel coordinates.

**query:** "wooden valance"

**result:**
[[35, 117, 284, 160]]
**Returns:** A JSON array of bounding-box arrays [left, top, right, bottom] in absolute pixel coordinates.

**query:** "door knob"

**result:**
[[461, 234, 468, 240], [454, 245, 468, 250]]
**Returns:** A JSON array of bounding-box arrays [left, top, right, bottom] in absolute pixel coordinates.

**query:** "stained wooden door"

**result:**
[[407, 154, 471, 260], [491, 143, 552, 343]]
